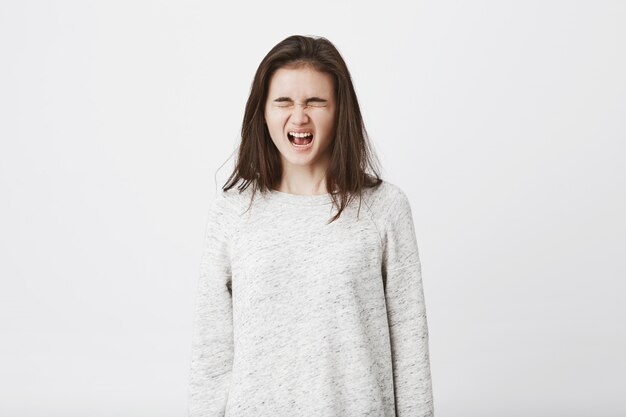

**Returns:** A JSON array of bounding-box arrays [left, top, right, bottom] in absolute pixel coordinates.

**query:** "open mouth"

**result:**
[[288, 131, 314, 147]]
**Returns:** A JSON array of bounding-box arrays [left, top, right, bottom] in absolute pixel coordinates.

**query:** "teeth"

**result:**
[[289, 132, 313, 138]]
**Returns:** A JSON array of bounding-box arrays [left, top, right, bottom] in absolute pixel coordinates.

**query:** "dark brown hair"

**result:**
[[222, 34, 383, 223]]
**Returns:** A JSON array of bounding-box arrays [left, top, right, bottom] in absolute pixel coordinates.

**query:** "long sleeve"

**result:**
[[188, 192, 235, 417], [382, 189, 434, 417]]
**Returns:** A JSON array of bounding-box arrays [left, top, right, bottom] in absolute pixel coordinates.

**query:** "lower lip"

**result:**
[[288, 136, 314, 151]]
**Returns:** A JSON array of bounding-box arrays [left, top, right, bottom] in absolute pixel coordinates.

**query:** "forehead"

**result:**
[[267, 66, 335, 97]]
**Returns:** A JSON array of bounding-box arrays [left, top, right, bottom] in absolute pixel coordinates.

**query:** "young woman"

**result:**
[[189, 35, 434, 417]]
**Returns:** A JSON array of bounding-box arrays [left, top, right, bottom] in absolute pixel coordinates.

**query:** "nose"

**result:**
[[290, 104, 310, 124]]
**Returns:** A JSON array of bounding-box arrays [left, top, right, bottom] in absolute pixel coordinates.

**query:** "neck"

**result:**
[[277, 167, 329, 195]]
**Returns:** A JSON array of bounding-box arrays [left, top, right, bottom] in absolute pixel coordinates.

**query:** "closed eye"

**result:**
[[272, 97, 329, 108]]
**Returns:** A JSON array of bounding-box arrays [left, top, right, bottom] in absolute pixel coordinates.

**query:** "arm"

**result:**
[[383, 189, 434, 416], [188, 192, 234, 417]]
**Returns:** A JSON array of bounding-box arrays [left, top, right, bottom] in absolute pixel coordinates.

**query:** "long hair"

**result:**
[[222, 34, 383, 223]]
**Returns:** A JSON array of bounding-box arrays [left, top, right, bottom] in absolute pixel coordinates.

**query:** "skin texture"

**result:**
[[264, 65, 337, 195]]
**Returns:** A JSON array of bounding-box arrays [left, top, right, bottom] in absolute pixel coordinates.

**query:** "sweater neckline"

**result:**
[[268, 189, 334, 206]]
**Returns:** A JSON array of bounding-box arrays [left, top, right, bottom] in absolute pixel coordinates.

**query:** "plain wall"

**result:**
[[1, 0, 624, 416]]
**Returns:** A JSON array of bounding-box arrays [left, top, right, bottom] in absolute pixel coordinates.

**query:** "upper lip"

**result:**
[[287, 128, 314, 134]]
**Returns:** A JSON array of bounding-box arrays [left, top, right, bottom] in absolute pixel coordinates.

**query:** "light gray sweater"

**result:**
[[188, 180, 434, 417]]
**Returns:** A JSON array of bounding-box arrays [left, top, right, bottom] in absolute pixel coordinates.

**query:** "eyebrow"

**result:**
[[272, 96, 328, 103]]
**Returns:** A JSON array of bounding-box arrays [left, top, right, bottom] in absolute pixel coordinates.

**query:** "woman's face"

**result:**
[[264, 65, 336, 171]]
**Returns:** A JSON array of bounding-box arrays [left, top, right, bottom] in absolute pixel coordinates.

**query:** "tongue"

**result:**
[[294, 135, 312, 145]]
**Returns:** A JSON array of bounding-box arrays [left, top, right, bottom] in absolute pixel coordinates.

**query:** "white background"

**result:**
[[1, 1, 624, 416]]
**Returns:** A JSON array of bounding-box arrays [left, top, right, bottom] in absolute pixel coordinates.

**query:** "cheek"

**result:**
[[318, 113, 336, 134], [265, 114, 288, 139], [266, 111, 286, 128]]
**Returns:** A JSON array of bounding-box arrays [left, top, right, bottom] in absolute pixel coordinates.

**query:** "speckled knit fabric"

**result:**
[[188, 179, 434, 417]]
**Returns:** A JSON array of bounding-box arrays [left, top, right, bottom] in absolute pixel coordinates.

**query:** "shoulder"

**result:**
[[213, 185, 254, 214], [205, 186, 253, 238], [362, 178, 412, 220]]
